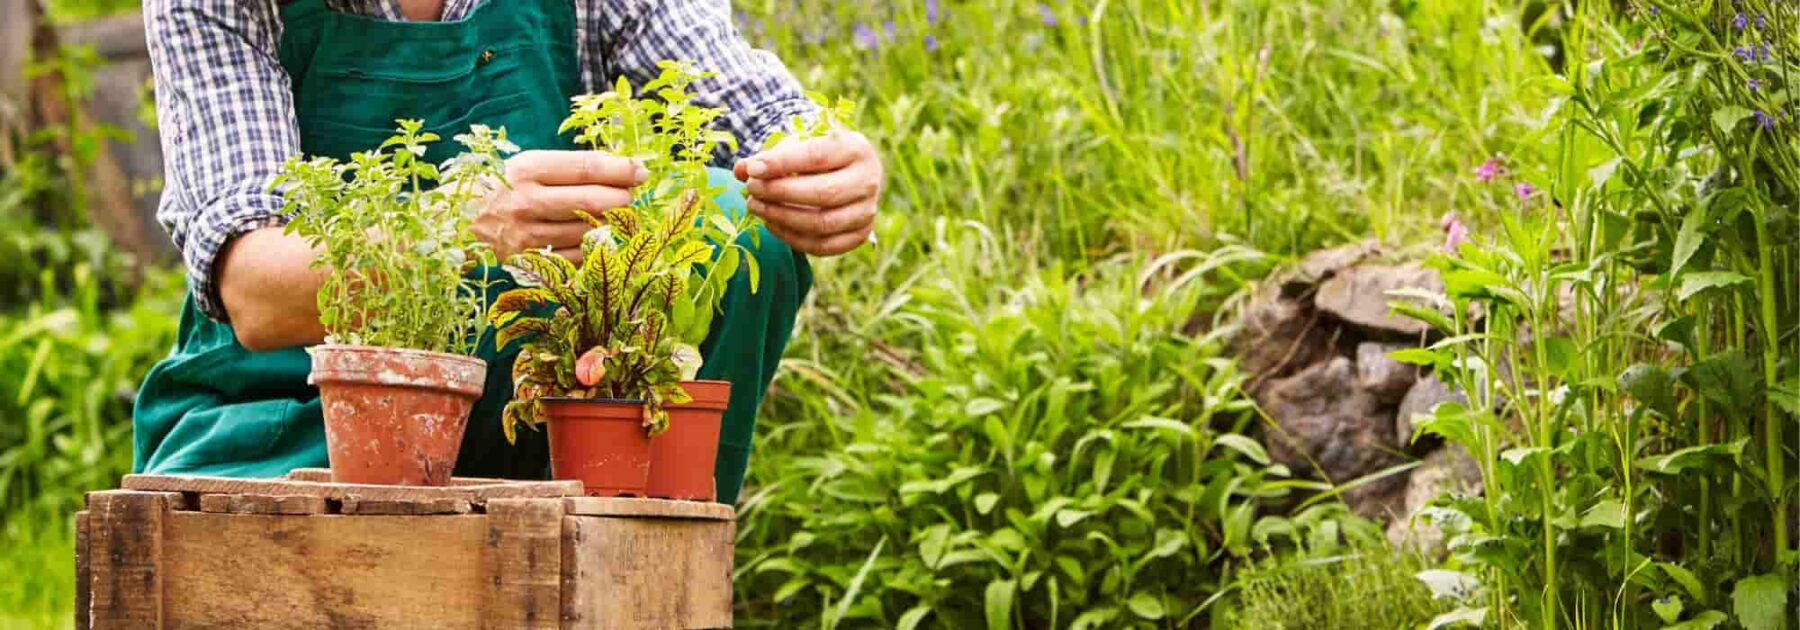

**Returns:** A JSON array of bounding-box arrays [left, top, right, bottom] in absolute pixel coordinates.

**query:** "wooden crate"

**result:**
[[75, 469, 735, 629]]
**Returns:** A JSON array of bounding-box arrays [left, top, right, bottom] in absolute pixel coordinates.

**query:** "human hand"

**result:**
[[473, 150, 647, 262], [734, 131, 883, 257]]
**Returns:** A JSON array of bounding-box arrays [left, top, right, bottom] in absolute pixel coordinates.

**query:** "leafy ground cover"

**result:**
[[2, 0, 1794, 628]]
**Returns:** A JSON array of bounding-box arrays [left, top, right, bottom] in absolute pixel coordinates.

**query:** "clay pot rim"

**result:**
[[540, 380, 733, 407], [310, 343, 487, 397], [311, 343, 487, 368]]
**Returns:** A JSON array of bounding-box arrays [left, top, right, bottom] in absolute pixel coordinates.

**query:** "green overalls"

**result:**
[[131, 0, 810, 505]]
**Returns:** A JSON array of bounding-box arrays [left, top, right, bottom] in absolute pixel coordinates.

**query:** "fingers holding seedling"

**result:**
[[476, 150, 645, 259]]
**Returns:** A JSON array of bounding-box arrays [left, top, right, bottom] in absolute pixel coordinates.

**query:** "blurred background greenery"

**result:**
[[3, 0, 1794, 628]]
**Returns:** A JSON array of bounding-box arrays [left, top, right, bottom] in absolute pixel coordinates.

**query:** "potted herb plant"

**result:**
[[490, 62, 850, 499], [275, 120, 515, 486]]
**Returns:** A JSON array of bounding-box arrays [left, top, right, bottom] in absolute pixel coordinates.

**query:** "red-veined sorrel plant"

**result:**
[[1392, 2, 1795, 628], [488, 61, 853, 440], [272, 120, 515, 354]]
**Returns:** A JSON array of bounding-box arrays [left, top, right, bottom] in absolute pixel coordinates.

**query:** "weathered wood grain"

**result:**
[[562, 497, 734, 521], [74, 510, 90, 630], [161, 512, 491, 627], [562, 516, 735, 629], [87, 491, 168, 629], [198, 493, 328, 515], [123, 473, 581, 503], [339, 496, 472, 515], [481, 499, 564, 628]]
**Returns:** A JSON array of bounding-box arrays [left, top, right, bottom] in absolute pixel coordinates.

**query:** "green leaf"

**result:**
[[1126, 592, 1165, 620], [1539, 336, 1578, 380], [1732, 574, 1788, 630], [965, 397, 1006, 417], [1664, 610, 1727, 630], [1659, 562, 1709, 605], [1425, 606, 1488, 629], [830, 537, 885, 629], [984, 579, 1017, 630], [1579, 500, 1626, 529], [896, 605, 932, 630], [1121, 416, 1196, 439], [1684, 350, 1763, 415], [1637, 439, 1748, 475], [1676, 271, 1752, 301], [1654, 595, 1685, 624], [1712, 106, 1753, 133], [974, 492, 1000, 515], [1388, 347, 1447, 369], [1416, 569, 1480, 601], [1620, 364, 1676, 418], [1500, 446, 1548, 467], [1671, 204, 1707, 279], [1212, 433, 1269, 465]]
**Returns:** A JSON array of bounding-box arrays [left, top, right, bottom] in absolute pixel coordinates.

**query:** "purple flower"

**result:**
[[853, 23, 879, 49], [1649, 6, 1658, 16], [926, 0, 942, 24], [1754, 111, 1775, 131], [1735, 46, 1754, 62], [1474, 157, 1506, 183], [1733, 13, 1747, 30], [1748, 78, 1761, 91], [1441, 213, 1471, 253], [1756, 14, 1766, 29], [1757, 44, 1771, 62], [884, 21, 897, 41], [1038, 4, 1058, 27], [924, 34, 939, 51], [1514, 182, 1537, 201]]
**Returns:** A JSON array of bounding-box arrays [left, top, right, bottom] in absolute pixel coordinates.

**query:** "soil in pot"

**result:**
[[647, 380, 731, 501], [310, 345, 486, 486], [544, 398, 655, 497]]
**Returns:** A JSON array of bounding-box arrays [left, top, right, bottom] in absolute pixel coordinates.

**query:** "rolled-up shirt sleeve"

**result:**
[[145, 0, 298, 322], [591, 0, 821, 164]]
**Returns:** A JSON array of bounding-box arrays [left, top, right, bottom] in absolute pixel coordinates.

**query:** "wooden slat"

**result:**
[[197, 494, 327, 515], [480, 499, 564, 628], [87, 491, 168, 629], [123, 473, 582, 503], [563, 497, 734, 521], [340, 497, 471, 515], [562, 516, 735, 629], [74, 510, 90, 630], [161, 512, 489, 627], [287, 467, 532, 488]]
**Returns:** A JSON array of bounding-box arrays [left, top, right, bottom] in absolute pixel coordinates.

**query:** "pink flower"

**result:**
[[1474, 157, 1506, 183], [1514, 182, 1537, 201], [1441, 212, 1471, 253]]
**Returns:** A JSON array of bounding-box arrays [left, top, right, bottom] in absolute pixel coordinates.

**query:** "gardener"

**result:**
[[132, 0, 882, 504]]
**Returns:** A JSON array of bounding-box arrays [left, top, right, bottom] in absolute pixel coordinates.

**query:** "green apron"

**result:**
[[132, 0, 810, 505]]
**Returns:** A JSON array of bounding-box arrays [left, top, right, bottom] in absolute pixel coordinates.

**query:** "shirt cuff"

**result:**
[[182, 193, 289, 323]]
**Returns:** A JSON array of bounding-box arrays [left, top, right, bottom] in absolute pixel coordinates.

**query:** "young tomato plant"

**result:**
[[489, 61, 853, 440], [273, 120, 515, 355]]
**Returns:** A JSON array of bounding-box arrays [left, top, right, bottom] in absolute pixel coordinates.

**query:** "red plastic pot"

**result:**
[[647, 380, 731, 501], [544, 398, 654, 497], [310, 345, 486, 486]]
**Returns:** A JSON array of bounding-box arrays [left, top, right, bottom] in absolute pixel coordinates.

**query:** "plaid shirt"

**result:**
[[145, 0, 817, 322]]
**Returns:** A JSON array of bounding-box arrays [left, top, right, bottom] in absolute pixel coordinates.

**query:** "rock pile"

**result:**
[[1230, 241, 1481, 551]]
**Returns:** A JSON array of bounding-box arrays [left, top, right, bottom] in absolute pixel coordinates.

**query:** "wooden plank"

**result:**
[[562, 516, 735, 629], [562, 497, 734, 521], [161, 512, 490, 627], [123, 473, 582, 503], [87, 491, 167, 629], [340, 497, 471, 515], [480, 499, 563, 628], [198, 493, 328, 515], [74, 510, 90, 630], [288, 467, 535, 488]]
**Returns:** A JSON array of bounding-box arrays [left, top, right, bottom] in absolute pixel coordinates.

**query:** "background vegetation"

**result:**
[[2, 0, 1793, 628]]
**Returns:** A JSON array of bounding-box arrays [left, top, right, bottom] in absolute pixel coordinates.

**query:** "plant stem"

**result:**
[[1753, 201, 1788, 560]]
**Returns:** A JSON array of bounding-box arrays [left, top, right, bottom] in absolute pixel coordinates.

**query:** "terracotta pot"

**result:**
[[544, 398, 654, 497], [310, 345, 486, 486], [647, 380, 731, 501]]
